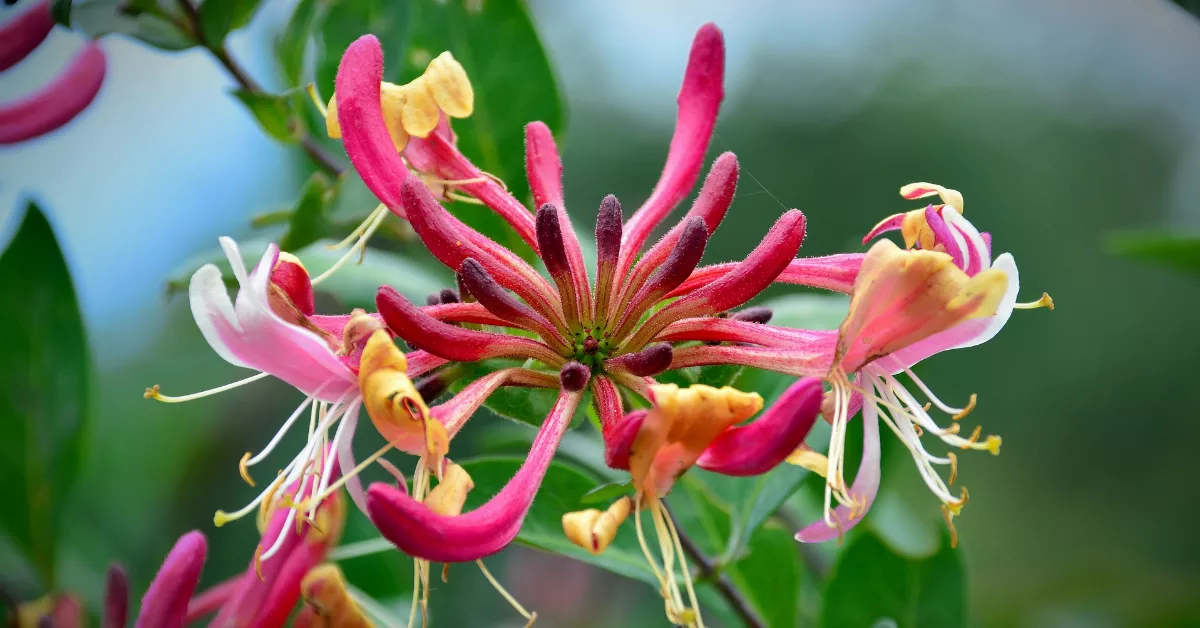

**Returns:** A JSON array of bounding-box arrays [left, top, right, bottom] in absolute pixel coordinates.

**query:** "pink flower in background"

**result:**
[[0, 0, 105, 144]]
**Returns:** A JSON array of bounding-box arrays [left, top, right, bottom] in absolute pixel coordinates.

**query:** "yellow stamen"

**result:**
[[660, 503, 705, 628], [941, 504, 959, 549], [477, 559, 537, 626], [144, 372, 270, 403], [253, 544, 265, 581], [303, 441, 394, 510], [239, 452, 256, 487], [1015, 292, 1054, 310], [785, 445, 829, 477], [311, 205, 389, 286], [952, 394, 977, 420], [441, 563, 450, 584], [306, 83, 328, 118], [946, 452, 959, 486]]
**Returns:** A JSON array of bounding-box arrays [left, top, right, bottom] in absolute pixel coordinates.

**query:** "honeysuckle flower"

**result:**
[[0, 0, 106, 144], [561, 380, 822, 626], [135, 531, 207, 628]]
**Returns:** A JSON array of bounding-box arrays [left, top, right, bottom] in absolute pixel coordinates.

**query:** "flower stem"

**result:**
[[665, 505, 766, 628], [176, 0, 345, 176]]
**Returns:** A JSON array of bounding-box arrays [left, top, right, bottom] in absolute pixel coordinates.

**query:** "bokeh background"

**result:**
[[3, 0, 1200, 625]]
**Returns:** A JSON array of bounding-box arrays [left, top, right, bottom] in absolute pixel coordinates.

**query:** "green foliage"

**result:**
[[822, 530, 965, 628], [232, 88, 302, 143], [1109, 230, 1200, 274], [275, 0, 324, 87], [278, 172, 341, 251], [72, 0, 196, 51], [51, 0, 72, 26], [0, 204, 91, 588], [198, 0, 264, 48], [719, 464, 809, 564], [579, 479, 632, 505]]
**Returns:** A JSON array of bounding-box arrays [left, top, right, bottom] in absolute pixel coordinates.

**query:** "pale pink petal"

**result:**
[[657, 317, 835, 348], [0, 41, 105, 144], [795, 400, 880, 543], [862, 213, 904, 244]]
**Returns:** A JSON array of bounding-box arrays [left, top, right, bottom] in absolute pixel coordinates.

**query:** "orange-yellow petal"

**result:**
[[424, 463, 474, 517], [562, 496, 632, 555], [297, 564, 373, 628], [424, 51, 473, 118], [358, 330, 447, 455], [900, 181, 964, 212]]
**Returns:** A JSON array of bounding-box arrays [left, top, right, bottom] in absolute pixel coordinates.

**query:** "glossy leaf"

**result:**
[[821, 530, 965, 628], [579, 479, 632, 505], [458, 457, 656, 584], [232, 88, 300, 143], [0, 204, 91, 588], [316, 0, 409, 95], [673, 478, 802, 628], [1108, 230, 1200, 274], [198, 0, 265, 48], [719, 464, 808, 564], [72, 0, 195, 51], [404, 0, 564, 258], [275, 0, 323, 87], [277, 172, 340, 252]]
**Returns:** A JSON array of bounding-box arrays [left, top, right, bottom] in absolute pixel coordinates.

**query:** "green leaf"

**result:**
[[719, 464, 808, 564], [198, 0, 264, 48], [232, 88, 300, 143], [275, 0, 324, 87], [1108, 230, 1200, 274], [580, 480, 632, 505], [166, 237, 448, 311], [696, 363, 743, 388], [458, 457, 657, 584], [51, 0, 72, 26], [0, 204, 91, 588], [72, 0, 196, 51], [316, 0, 410, 94], [674, 478, 802, 627], [821, 530, 965, 628], [278, 172, 340, 251], [404, 0, 564, 258]]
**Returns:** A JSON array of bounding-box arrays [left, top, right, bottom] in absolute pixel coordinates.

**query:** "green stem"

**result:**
[[667, 506, 766, 628]]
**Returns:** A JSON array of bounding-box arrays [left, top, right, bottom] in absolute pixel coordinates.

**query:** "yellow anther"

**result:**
[[424, 463, 474, 517], [144, 385, 160, 399], [941, 504, 959, 549], [952, 394, 977, 420], [562, 496, 632, 555], [964, 425, 983, 446], [213, 510, 233, 527], [984, 435, 1002, 455], [239, 452, 256, 487], [441, 563, 450, 584], [947, 452, 959, 486], [1015, 292, 1054, 310], [785, 445, 829, 477], [253, 545, 265, 581]]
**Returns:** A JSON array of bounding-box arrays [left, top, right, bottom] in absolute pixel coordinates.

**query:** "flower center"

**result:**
[[571, 328, 611, 368]]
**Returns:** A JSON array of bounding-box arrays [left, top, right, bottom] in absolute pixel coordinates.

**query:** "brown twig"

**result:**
[[666, 506, 766, 628], [176, 0, 344, 176]]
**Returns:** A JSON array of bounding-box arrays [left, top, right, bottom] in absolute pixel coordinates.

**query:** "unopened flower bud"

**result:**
[[269, 252, 315, 318], [559, 361, 591, 392]]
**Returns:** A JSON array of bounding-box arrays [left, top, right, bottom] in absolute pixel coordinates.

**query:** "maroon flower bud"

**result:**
[[606, 343, 673, 377], [103, 564, 129, 628], [559, 361, 591, 392], [730, 306, 772, 325]]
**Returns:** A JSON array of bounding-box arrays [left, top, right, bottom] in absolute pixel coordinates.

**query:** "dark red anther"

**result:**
[[439, 289, 460, 304], [559, 361, 591, 392], [730, 306, 773, 325]]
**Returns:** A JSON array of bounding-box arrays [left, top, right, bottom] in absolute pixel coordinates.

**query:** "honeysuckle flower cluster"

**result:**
[[1, 0, 106, 144], [144, 19, 1052, 628]]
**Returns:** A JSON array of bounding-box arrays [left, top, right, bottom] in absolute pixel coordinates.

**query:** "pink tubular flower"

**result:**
[[134, 531, 207, 628], [0, 1, 106, 145], [328, 24, 847, 572]]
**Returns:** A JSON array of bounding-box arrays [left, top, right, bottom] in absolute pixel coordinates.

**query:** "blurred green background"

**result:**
[[3, 0, 1200, 626]]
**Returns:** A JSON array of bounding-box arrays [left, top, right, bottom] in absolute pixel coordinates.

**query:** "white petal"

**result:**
[[189, 263, 249, 368]]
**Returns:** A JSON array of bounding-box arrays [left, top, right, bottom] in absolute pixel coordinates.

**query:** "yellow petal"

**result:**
[[900, 181, 964, 213], [378, 82, 411, 151], [629, 384, 763, 499], [358, 330, 439, 453], [562, 497, 631, 555], [425, 51, 474, 118], [398, 78, 441, 138], [785, 445, 828, 477], [424, 463, 474, 516], [324, 95, 341, 139]]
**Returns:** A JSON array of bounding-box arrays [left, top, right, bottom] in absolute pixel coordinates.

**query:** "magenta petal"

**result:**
[[367, 391, 582, 562], [795, 400, 881, 543], [405, 350, 450, 379], [618, 23, 725, 268], [525, 121, 564, 209], [0, 0, 54, 72], [862, 213, 904, 244], [697, 377, 823, 476], [671, 253, 863, 298], [924, 206, 964, 268], [134, 531, 207, 628], [0, 41, 105, 145], [670, 343, 834, 377], [423, 301, 518, 328], [334, 35, 410, 216], [377, 286, 564, 365], [658, 318, 835, 348], [603, 409, 644, 471]]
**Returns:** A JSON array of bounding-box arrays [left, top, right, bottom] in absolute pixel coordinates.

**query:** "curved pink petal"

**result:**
[[398, 176, 563, 325], [671, 254, 863, 298], [617, 152, 738, 316], [617, 23, 725, 275], [697, 377, 823, 475], [423, 301, 520, 327], [925, 206, 964, 268], [377, 285, 564, 366], [406, 350, 450, 379], [657, 317, 834, 348], [627, 209, 806, 349], [0, 0, 54, 72], [367, 391, 582, 562], [795, 400, 880, 543], [134, 531, 207, 628], [670, 343, 833, 377], [430, 367, 558, 436], [0, 41, 105, 145], [862, 212, 904, 244], [525, 121, 563, 208], [190, 239, 357, 400], [334, 35, 409, 216], [870, 252, 1019, 373], [403, 130, 537, 248]]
